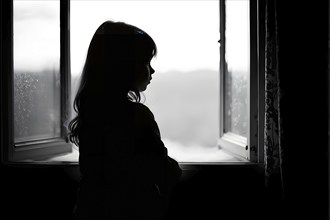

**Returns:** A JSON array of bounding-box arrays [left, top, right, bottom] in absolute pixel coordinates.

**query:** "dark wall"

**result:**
[[165, 165, 267, 220], [0, 164, 267, 220], [1, 164, 78, 220]]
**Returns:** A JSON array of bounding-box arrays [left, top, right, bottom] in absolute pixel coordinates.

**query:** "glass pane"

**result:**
[[71, 1, 223, 162], [14, 0, 61, 142], [224, 0, 249, 137]]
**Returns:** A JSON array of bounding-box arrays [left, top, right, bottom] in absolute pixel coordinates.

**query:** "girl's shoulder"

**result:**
[[132, 102, 155, 120], [130, 102, 159, 132]]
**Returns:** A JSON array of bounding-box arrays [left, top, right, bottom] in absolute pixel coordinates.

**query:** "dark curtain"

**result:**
[[263, 0, 284, 198], [263, 0, 329, 219]]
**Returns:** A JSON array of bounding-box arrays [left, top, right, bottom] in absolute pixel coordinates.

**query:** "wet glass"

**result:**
[[13, 0, 61, 142], [224, 0, 249, 138]]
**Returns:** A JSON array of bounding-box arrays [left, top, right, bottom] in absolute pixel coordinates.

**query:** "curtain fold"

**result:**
[[263, 0, 284, 198]]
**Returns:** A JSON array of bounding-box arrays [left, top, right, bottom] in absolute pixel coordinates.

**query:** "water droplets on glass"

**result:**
[[13, 0, 61, 142]]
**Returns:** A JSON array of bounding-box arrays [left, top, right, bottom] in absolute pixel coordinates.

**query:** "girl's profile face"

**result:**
[[133, 59, 155, 92]]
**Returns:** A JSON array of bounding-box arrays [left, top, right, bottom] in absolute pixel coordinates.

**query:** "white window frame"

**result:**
[[1, 0, 72, 163], [218, 0, 263, 163]]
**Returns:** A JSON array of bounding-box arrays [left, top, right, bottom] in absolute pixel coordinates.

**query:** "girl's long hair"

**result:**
[[68, 21, 157, 146]]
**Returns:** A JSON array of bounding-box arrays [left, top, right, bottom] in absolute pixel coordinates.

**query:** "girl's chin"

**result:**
[[138, 85, 148, 92]]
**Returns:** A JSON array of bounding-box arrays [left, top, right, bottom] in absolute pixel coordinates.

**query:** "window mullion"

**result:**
[[60, 0, 71, 139], [248, 0, 258, 162], [1, 0, 15, 163], [219, 0, 225, 139]]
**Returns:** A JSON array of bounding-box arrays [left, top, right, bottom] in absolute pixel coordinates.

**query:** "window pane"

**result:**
[[224, 0, 249, 137], [14, 0, 61, 142], [71, 1, 225, 162]]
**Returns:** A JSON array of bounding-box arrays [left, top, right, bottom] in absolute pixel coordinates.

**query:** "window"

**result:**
[[1, 0, 262, 164], [1, 0, 71, 163], [218, 0, 260, 162], [71, 0, 236, 163]]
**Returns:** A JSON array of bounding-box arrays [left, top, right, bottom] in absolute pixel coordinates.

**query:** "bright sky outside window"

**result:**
[[71, 0, 243, 162]]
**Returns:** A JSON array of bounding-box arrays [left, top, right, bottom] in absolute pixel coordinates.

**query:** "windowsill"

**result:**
[[9, 146, 79, 166], [6, 146, 261, 183], [25, 145, 249, 165], [10, 145, 256, 168], [43, 146, 79, 163], [168, 145, 245, 163]]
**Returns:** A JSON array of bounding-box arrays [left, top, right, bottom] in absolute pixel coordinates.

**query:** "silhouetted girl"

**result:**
[[69, 21, 182, 220]]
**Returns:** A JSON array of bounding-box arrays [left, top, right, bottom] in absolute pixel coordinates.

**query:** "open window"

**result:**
[[1, 0, 71, 163], [218, 0, 260, 162], [1, 0, 262, 164], [71, 0, 262, 163]]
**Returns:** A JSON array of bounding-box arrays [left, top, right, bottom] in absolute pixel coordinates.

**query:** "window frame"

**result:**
[[1, 0, 264, 165], [218, 0, 263, 163], [1, 0, 72, 163]]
